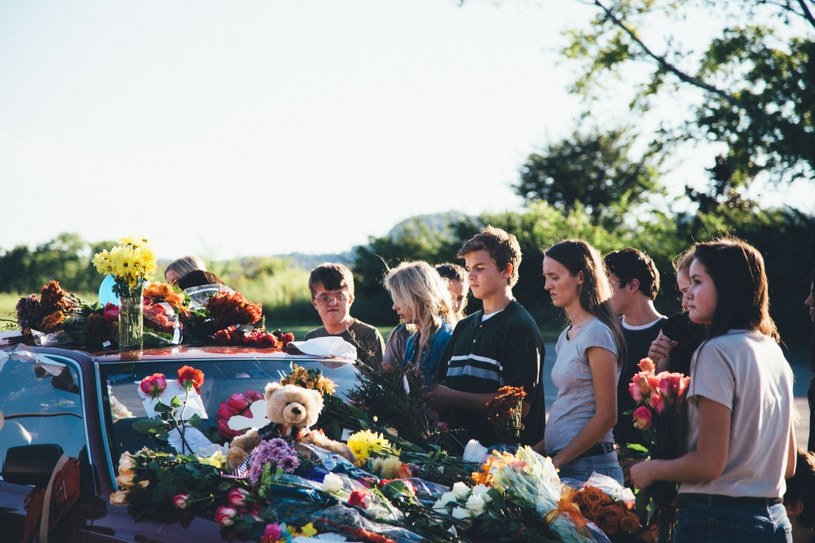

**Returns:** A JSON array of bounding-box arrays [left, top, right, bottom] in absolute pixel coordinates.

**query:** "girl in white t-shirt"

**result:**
[[631, 238, 796, 543]]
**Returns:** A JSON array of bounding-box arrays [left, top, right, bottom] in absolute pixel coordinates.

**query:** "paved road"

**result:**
[[541, 341, 812, 448]]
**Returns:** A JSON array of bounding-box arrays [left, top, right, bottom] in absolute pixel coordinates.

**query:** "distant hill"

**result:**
[[277, 251, 355, 270], [386, 211, 475, 241], [276, 211, 476, 270]]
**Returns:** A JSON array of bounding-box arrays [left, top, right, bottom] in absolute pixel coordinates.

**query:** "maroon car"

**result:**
[[0, 345, 359, 542]]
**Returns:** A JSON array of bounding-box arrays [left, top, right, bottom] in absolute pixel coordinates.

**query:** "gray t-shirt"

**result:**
[[544, 317, 620, 452], [680, 330, 794, 498]]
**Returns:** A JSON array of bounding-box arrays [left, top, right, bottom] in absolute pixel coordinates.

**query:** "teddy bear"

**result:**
[[226, 381, 354, 470]]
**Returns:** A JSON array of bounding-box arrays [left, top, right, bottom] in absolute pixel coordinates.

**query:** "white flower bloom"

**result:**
[[433, 491, 458, 510], [471, 484, 492, 502], [451, 506, 471, 519], [452, 481, 470, 499], [465, 493, 485, 515], [462, 440, 489, 463], [321, 472, 343, 493]]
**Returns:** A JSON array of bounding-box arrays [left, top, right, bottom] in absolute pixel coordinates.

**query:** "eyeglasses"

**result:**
[[314, 292, 350, 305]]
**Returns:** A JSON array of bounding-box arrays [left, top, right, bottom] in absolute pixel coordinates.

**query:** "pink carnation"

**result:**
[[632, 406, 653, 430]]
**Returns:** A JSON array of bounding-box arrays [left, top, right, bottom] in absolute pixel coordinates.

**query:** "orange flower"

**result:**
[[471, 456, 494, 486], [177, 365, 204, 393], [578, 485, 608, 507], [39, 310, 65, 332], [144, 282, 186, 312]]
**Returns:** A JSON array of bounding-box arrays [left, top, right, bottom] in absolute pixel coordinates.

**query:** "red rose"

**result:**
[[139, 373, 167, 398], [177, 365, 204, 393], [348, 488, 371, 509], [103, 303, 120, 323], [278, 332, 294, 346]]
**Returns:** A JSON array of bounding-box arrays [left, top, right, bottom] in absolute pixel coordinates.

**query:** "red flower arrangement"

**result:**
[[206, 291, 263, 329]]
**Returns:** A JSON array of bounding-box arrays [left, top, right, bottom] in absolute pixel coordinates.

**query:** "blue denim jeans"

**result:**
[[675, 494, 792, 543], [557, 451, 624, 486]]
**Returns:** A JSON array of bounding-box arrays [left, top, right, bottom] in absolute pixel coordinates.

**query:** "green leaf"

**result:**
[[132, 418, 166, 434]]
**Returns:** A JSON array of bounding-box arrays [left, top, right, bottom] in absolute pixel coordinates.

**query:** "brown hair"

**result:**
[[308, 262, 355, 297], [691, 238, 778, 341], [457, 226, 522, 287], [544, 239, 627, 366]]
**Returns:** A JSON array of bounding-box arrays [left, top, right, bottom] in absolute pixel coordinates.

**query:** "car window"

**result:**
[[100, 357, 358, 466], [0, 351, 85, 478]]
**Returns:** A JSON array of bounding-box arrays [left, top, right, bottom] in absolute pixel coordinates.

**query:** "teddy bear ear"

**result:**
[[264, 381, 282, 399], [311, 389, 324, 408]]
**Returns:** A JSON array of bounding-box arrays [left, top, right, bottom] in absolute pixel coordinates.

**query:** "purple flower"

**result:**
[[278, 455, 300, 473]]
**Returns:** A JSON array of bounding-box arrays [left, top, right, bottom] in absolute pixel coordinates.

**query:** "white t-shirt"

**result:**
[[680, 329, 794, 498]]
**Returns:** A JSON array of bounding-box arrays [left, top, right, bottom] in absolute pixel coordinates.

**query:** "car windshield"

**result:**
[[100, 357, 358, 465]]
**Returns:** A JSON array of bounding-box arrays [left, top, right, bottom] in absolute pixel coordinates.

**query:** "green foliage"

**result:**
[[513, 127, 664, 225], [562, 0, 815, 187]]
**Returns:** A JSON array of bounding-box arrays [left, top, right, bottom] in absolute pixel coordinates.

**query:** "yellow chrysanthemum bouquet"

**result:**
[[92, 237, 157, 349]]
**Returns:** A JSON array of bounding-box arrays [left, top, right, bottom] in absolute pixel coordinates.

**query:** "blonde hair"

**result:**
[[384, 261, 454, 362]]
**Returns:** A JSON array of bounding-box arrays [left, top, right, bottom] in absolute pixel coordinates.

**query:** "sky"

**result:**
[[1, 0, 811, 261]]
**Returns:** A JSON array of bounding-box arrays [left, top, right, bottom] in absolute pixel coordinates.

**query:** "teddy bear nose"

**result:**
[[291, 406, 301, 415]]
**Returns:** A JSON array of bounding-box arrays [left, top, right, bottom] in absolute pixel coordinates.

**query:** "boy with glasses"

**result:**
[[305, 263, 385, 370]]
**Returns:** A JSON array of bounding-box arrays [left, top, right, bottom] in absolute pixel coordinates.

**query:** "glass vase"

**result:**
[[118, 283, 144, 350]]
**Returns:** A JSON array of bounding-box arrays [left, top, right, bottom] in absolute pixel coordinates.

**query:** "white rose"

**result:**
[[452, 481, 470, 499], [322, 472, 343, 494], [471, 484, 492, 502], [433, 491, 458, 510], [465, 493, 485, 515], [462, 440, 489, 463], [451, 506, 471, 519]]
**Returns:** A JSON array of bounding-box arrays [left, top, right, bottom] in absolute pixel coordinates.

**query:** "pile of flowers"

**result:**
[[16, 280, 85, 334], [485, 385, 526, 444]]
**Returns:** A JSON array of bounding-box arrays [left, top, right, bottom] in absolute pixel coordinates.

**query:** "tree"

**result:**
[[513, 127, 663, 224], [562, 0, 814, 186]]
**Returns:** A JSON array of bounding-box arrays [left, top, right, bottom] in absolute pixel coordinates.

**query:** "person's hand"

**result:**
[[620, 456, 646, 488], [647, 331, 676, 365], [629, 459, 656, 489], [422, 384, 453, 409]]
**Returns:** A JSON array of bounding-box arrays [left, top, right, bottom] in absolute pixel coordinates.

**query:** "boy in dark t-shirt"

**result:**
[[424, 227, 545, 447]]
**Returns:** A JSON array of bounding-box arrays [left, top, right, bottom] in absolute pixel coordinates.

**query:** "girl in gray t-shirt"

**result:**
[[534, 240, 625, 485]]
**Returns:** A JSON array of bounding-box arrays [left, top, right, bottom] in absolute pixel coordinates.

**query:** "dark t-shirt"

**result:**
[[436, 300, 545, 446], [614, 317, 665, 448], [661, 312, 706, 376]]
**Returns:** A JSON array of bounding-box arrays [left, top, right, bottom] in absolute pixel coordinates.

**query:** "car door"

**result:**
[[0, 348, 97, 543]]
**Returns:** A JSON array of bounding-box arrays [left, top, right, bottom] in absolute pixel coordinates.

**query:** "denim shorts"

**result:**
[[675, 494, 792, 543], [556, 451, 624, 486]]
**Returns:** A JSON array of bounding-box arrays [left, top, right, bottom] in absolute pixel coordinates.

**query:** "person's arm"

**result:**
[[785, 424, 797, 479], [630, 396, 730, 488], [533, 346, 617, 468], [422, 385, 500, 413]]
